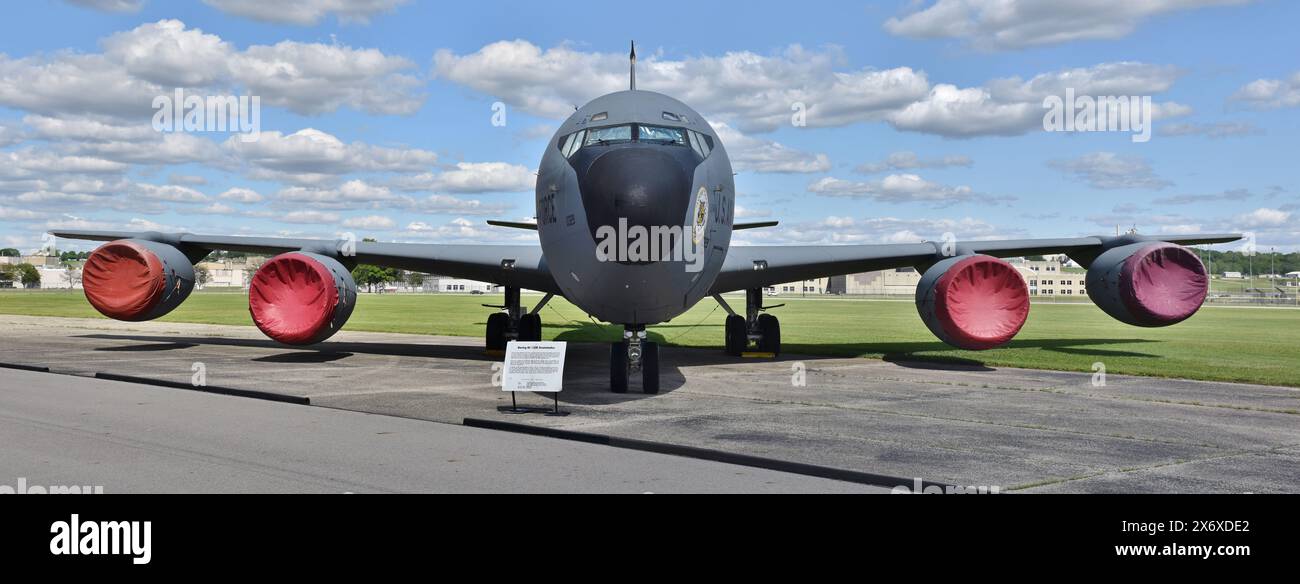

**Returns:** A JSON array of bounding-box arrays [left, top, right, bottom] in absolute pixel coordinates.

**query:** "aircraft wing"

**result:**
[[49, 230, 561, 294], [708, 233, 1242, 294]]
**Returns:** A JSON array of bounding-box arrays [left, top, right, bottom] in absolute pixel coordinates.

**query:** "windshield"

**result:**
[[638, 125, 687, 145], [584, 125, 633, 146]]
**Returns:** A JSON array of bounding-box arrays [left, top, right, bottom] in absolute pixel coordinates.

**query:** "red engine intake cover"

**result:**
[[82, 240, 168, 321], [1119, 243, 1208, 325], [248, 252, 353, 345], [917, 255, 1030, 351]]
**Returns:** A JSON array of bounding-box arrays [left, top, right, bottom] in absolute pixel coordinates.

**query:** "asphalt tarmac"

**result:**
[[1, 315, 1297, 493]]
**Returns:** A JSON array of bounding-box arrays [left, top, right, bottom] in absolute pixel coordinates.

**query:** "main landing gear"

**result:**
[[610, 325, 659, 395], [484, 287, 551, 350], [719, 288, 781, 357]]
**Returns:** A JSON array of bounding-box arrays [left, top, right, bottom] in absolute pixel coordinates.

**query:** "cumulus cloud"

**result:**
[[0, 19, 425, 121], [711, 122, 830, 173], [433, 41, 930, 133], [1230, 72, 1300, 110], [224, 128, 438, 184], [1048, 152, 1172, 190], [884, 0, 1254, 50], [807, 174, 1002, 207], [390, 162, 536, 193], [888, 62, 1185, 137], [217, 187, 263, 203], [203, 0, 410, 25], [855, 151, 972, 174], [342, 214, 397, 230], [1235, 208, 1291, 228]]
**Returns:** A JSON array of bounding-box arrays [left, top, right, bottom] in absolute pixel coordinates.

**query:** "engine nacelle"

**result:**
[[248, 252, 357, 345], [82, 239, 195, 321], [1085, 242, 1208, 327], [916, 255, 1030, 350]]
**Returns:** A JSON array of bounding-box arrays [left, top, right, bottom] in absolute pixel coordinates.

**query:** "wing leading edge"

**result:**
[[708, 233, 1242, 295], [49, 230, 561, 294]]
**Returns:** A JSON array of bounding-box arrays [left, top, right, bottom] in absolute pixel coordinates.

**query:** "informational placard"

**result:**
[[501, 341, 567, 393]]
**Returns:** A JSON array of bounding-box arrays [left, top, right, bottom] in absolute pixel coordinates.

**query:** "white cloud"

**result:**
[[1235, 208, 1291, 228], [884, 0, 1253, 50], [217, 187, 263, 203], [808, 174, 995, 206], [224, 128, 438, 184], [855, 151, 972, 174], [342, 215, 396, 229], [433, 41, 929, 133], [1231, 72, 1300, 110], [1048, 152, 1171, 190], [390, 162, 536, 193], [889, 62, 1183, 137], [131, 183, 208, 203], [63, 0, 144, 12], [203, 0, 410, 25], [282, 210, 341, 224], [0, 20, 426, 120], [711, 122, 831, 173], [735, 215, 1017, 245]]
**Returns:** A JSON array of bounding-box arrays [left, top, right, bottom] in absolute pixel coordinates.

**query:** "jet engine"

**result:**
[[82, 239, 195, 321], [916, 255, 1030, 350], [248, 252, 357, 345], [1085, 242, 1208, 327]]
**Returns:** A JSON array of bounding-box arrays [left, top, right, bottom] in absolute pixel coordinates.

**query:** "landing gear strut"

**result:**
[[484, 287, 548, 350], [610, 325, 659, 394], [719, 289, 781, 356]]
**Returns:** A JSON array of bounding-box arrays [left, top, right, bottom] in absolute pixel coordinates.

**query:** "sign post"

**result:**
[[499, 341, 568, 416]]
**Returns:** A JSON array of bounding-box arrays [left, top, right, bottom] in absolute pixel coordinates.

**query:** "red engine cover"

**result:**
[[248, 253, 351, 345], [1120, 243, 1208, 325], [82, 240, 168, 321], [918, 255, 1030, 350]]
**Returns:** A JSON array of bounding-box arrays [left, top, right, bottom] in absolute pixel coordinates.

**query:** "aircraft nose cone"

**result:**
[[579, 146, 693, 243]]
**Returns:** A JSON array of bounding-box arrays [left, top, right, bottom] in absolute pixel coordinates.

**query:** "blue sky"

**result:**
[[1, 0, 1297, 253]]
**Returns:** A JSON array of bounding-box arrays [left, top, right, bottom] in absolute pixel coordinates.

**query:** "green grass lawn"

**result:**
[[3, 289, 1299, 387]]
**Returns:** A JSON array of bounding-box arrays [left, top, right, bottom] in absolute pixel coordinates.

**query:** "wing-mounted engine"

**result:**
[[1084, 242, 1208, 327], [248, 252, 357, 345], [916, 255, 1030, 350], [82, 239, 195, 321]]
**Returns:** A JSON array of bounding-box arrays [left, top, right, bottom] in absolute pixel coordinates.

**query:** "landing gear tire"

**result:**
[[724, 314, 746, 356], [642, 341, 660, 394], [757, 313, 781, 356], [518, 313, 542, 342], [486, 312, 508, 351], [610, 341, 629, 394]]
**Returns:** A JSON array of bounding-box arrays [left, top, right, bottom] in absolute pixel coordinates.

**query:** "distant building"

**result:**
[[1223, 271, 1244, 279]]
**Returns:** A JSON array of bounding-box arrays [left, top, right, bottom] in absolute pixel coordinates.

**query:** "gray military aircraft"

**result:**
[[52, 43, 1241, 394]]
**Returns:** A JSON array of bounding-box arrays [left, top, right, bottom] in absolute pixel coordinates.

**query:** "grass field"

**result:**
[[3, 289, 1298, 387]]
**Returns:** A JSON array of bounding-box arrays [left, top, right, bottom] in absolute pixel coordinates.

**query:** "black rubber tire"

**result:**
[[758, 313, 781, 356], [642, 341, 660, 394], [609, 341, 629, 393], [518, 313, 542, 342], [724, 314, 746, 356], [486, 312, 509, 351]]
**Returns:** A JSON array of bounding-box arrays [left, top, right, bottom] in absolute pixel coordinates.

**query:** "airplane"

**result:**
[[51, 43, 1241, 394]]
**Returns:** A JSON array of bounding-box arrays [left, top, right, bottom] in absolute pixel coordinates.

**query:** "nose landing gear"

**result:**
[[610, 325, 659, 394]]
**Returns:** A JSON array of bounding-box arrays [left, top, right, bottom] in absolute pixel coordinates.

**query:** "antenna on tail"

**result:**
[[629, 40, 637, 91]]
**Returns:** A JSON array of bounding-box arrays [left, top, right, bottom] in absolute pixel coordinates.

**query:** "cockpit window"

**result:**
[[638, 125, 687, 146], [557, 123, 711, 159], [584, 125, 633, 146]]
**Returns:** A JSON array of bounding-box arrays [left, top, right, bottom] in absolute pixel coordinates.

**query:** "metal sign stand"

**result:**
[[498, 391, 569, 417]]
